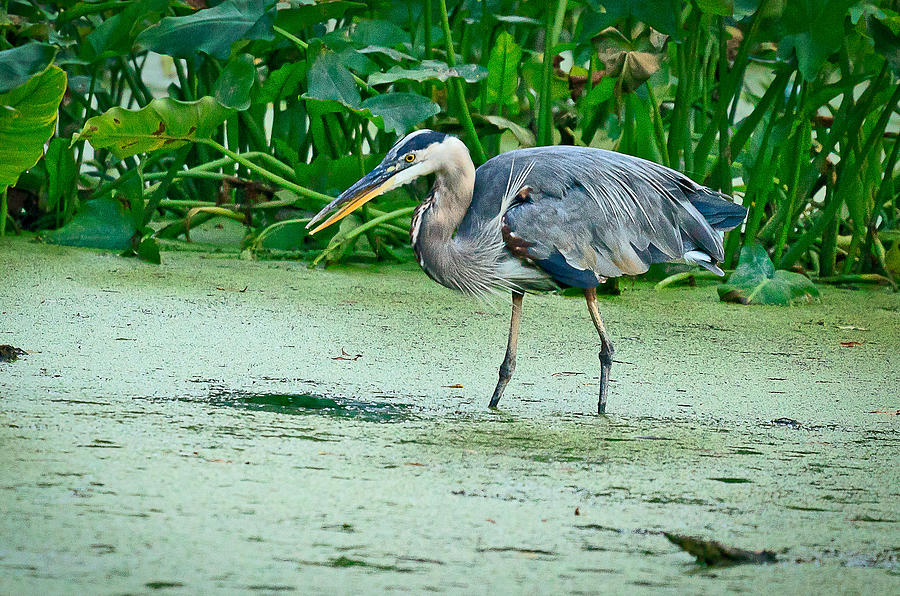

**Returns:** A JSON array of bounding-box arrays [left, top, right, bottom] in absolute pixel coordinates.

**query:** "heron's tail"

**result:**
[[689, 191, 747, 231]]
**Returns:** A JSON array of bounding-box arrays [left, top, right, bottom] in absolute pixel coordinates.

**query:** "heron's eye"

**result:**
[[404, 153, 415, 163]]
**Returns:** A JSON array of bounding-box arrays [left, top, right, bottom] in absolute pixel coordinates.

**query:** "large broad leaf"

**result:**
[[583, 0, 679, 38], [83, 0, 169, 61], [869, 11, 900, 76], [0, 65, 67, 188], [305, 51, 362, 108], [274, 0, 365, 30], [0, 42, 57, 94], [254, 62, 306, 104], [486, 32, 522, 110], [358, 93, 440, 134], [718, 244, 820, 305], [136, 0, 276, 60], [368, 60, 487, 86], [73, 97, 231, 159], [475, 114, 535, 147], [780, 0, 858, 80], [44, 198, 136, 250], [214, 54, 257, 110]]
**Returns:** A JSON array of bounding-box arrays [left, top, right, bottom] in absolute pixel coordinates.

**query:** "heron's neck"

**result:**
[[411, 155, 479, 292]]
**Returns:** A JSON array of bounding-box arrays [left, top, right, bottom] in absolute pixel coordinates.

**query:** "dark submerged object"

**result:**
[[307, 130, 746, 413]]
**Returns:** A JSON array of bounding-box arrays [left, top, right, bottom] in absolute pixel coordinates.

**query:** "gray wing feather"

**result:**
[[459, 147, 729, 280]]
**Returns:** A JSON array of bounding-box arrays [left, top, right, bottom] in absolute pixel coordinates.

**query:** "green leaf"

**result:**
[[0, 42, 57, 94], [274, 1, 365, 30], [44, 198, 136, 250], [0, 65, 67, 189], [780, 0, 858, 80], [486, 32, 523, 109], [368, 60, 487, 86], [137, 236, 161, 264], [350, 19, 408, 47], [136, 0, 276, 60], [73, 97, 231, 159], [475, 114, 535, 147], [304, 51, 361, 108], [214, 54, 257, 110], [83, 0, 169, 61], [718, 244, 820, 305], [359, 93, 440, 134], [584, 0, 680, 38], [254, 62, 306, 104], [45, 137, 77, 211], [869, 12, 900, 76], [695, 0, 733, 16]]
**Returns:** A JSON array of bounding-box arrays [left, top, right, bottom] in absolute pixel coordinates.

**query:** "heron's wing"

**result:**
[[464, 147, 742, 287]]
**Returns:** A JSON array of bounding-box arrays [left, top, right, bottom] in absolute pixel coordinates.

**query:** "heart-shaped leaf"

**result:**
[[0, 42, 57, 94], [73, 97, 231, 159], [83, 0, 169, 61], [136, 0, 276, 60], [214, 54, 257, 110], [358, 93, 440, 134], [0, 65, 67, 188], [718, 244, 820, 305], [44, 198, 136, 250]]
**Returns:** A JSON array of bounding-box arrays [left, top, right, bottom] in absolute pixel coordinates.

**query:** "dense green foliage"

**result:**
[[1, 0, 898, 284]]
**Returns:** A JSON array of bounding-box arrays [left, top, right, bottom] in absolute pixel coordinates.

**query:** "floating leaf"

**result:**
[[718, 243, 820, 305], [73, 97, 231, 159], [486, 32, 522, 110], [136, 0, 276, 60], [0, 65, 67, 188], [44, 198, 136, 250], [0, 42, 57, 94]]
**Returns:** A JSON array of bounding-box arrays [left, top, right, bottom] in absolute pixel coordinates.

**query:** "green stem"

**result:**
[[423, 0, 433, 59], [537, 4, 555, 146], [0, 187, 7, 237], [312, 207, 415, 266], [143, 146, 191, 228], [437, 0, 486, 163], [200, 140, 334, 204]]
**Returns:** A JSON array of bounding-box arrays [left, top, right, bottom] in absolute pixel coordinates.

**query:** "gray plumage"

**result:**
[[307, 130, 747, 413]]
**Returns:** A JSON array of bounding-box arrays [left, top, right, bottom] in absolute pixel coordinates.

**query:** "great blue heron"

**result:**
[[307, 130, 746, 413]]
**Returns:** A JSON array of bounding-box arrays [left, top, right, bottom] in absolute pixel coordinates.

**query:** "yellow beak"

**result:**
[[307, 165, 396, 235]]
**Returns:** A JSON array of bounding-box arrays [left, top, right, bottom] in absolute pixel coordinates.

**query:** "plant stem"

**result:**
[[200, 139, 334, 204], [537, 4, 555, 146], [437, 0, 487, 163], [0, 187, 7, 237], [144, 145, 191, 228]]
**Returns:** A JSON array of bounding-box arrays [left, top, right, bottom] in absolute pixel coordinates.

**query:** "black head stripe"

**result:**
[[391, 130, 448, 156]]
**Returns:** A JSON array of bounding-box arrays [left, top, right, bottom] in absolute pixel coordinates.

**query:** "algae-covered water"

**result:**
[[1, 237, 898, 594]]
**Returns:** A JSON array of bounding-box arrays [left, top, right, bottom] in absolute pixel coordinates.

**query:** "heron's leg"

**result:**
[[584, 287, 614, 414], [489, 291, 524, 408]]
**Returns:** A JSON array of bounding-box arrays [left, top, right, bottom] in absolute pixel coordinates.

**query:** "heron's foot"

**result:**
[[597, 347, 614, 414], [489, 364, 513, 408]]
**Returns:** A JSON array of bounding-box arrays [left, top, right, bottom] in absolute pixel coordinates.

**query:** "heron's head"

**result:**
[[306, 129, 469, 234]]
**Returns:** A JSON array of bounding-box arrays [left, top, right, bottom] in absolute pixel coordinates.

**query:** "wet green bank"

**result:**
[[1, 236, 898, 594]]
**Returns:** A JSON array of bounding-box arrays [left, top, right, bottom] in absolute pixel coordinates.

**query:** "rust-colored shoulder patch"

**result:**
[[502, 221, 533, 259]]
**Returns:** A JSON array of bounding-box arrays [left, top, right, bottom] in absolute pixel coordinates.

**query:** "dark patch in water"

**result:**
[[145, 581, 184, 589], [709, 477, 753, 484], [205, 391, 413, 422]]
